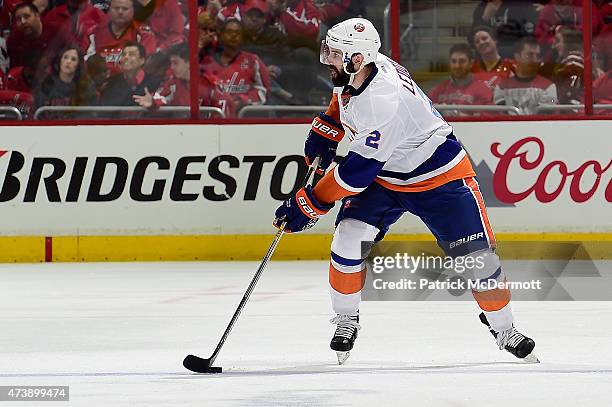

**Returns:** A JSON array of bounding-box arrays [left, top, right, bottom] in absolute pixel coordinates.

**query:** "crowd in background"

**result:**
[[0, 0, 610, 120], [0, 0, 365, 119], [428, 0, 612, 115]]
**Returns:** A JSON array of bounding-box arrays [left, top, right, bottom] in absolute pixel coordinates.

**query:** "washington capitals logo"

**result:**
[[354, 23, 365, 32]]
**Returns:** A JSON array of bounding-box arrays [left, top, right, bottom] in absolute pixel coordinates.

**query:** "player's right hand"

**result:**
[[273, 186, 334, 233], [304, 113, 345, 173]]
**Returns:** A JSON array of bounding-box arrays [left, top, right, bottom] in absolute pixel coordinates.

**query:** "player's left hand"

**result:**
[[304, 113, 345, 173], [273, 186, 334, 233]]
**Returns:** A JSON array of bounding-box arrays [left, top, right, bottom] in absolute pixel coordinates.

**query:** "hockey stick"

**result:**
[[183, 157, 321, 374]]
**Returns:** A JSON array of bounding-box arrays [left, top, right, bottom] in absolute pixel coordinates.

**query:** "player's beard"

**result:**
[[328, 65, 351, 87]]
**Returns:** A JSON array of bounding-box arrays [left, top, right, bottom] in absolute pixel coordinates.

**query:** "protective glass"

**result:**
[[320, 41, 343, 65]]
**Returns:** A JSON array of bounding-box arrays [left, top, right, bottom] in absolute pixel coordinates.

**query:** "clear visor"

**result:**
[[320, 40, 344, 65]]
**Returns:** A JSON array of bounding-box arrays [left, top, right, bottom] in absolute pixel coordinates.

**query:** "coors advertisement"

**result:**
[[491, 136, 611, 204]]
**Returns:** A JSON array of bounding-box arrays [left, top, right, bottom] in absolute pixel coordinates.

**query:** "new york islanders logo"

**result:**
[[341, 94, 351, 107], [354, 23, 365, 32]]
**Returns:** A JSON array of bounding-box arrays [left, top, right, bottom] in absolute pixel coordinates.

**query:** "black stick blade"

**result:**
[[183, 354, 223, 373]]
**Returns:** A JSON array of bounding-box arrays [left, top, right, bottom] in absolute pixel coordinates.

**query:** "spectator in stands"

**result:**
[[242, 0, 285, 50], [552, 27, 583, 104], [264, 0, 327, 103], [428, 43, 493, 116], [1, 0, 20, 34], [6, 2, 55, 70], [83, 0, 157, 74], [198, 10, 219, 63], [85, 53, 111, 97], [0, 88, 34, 119], [217, 0, 250, 23], [201, 18, 270, 117], [142, 50, 169, 90], [33, 45, 97, 116], [535, 0, 602, 54], [597, 0, 612, 26], [0, 0, 48, 33], [5, 52, 39, 93], [314, 0, 356, 26], [134, 43, 188, 107], [594, 25, 612, 74], [200, 0, 223, 15], [134, 42, 213, 110], [99, 42, 160, 107], [494, 36, 558, 114], [238, 2, 311, 105], [32, 0, 49, 15], [593, 70, 612, 114], [267, 0, 321, 50], [133, 0, 185, 50], [472, 0, 539, 58], [470, 26, 515, 89], [593, 1, 611, 73], [42, 0, 108, 52], [597, 0, 612, 20], [241, 0, 288, 70]]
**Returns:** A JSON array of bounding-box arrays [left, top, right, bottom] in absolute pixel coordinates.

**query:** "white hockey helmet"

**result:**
[[320, 18, 381, 75]]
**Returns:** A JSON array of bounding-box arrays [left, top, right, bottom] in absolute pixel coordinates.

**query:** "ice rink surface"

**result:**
[[1, 260, 611, 406]]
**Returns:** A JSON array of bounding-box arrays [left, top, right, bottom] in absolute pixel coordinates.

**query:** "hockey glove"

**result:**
[[273, 186, 334, 233], [304, 113, 345, 173]]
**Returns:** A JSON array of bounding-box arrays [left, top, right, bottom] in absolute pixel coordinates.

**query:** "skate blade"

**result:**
[[336, 351, 350, 365], [522, 353, 540, 364]]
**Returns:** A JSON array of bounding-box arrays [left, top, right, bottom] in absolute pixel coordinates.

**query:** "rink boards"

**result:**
[[0, 120, 610, 262]]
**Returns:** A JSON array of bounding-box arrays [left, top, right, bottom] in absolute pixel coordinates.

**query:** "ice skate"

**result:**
[[479, 312, 539, 363], [330, 314, 361, 365]]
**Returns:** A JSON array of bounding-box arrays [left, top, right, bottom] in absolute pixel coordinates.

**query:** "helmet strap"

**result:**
[[344, 59, 365, 79]]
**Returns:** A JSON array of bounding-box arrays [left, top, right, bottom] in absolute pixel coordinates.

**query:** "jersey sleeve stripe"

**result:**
[[375, 154, 475, 192], [334, 166, 366, 193], [379, 149, 466, 186], [312, 167, 357, 204], [337, 151, 385, 190], [325, 93, 341, 123], [378, 134, 462, 181]]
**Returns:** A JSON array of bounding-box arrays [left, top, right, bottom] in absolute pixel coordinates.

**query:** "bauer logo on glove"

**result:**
[[297, 196, 319, 218], [273, 186, 334, 233], [312, 117, 342, 140], [305, 113, 345, 172]]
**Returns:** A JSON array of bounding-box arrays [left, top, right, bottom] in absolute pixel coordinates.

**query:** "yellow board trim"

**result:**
[[0, 237, 46, 263], [0, 233, 611, 263]]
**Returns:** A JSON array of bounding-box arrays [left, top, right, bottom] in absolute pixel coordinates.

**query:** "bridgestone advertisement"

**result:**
[[0, 121, 610, 235]]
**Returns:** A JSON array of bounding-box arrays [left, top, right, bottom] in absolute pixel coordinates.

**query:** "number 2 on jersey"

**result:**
[[365, 130, 381, 149]]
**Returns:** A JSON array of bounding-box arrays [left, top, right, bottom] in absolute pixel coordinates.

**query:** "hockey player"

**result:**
[[273, 17, 537, 365]]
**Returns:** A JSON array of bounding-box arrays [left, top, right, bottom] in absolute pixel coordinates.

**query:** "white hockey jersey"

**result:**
[[314, 54, 475, 201]]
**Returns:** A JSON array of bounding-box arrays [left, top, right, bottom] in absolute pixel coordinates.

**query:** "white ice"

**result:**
[[1, 261, 611, 406]]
